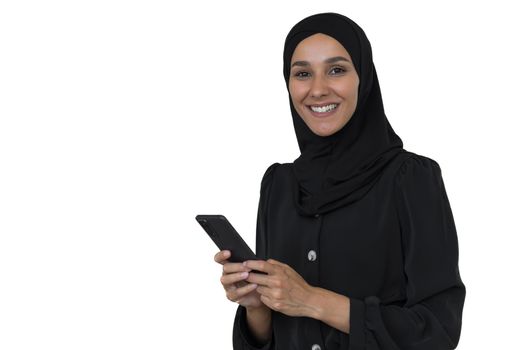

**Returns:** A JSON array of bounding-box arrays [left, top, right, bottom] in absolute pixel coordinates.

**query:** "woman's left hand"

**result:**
[[244, 259, 318, 318]]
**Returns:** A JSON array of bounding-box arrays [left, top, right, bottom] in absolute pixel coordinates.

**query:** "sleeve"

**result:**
[[347, 155, 466, 350], [232, 162, 280, 350]]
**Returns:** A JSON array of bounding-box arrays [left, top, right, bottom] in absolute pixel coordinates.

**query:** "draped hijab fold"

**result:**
[[283, 12, 406, 216]]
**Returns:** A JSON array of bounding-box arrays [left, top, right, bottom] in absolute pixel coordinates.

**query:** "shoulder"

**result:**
[[260, 162, 295, 181], [394, 151, 443, 187], [261, 162, 282, 183], [259, 162, 285, 193]]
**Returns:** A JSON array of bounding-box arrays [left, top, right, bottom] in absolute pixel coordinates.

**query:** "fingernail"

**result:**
[[241, 272, 249, 278]]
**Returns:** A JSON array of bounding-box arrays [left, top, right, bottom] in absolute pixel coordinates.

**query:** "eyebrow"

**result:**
[[291, 56, 352, 67]]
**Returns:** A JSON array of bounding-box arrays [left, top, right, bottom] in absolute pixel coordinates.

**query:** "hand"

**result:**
[[214, 250, 266, 310], [244, 259, 317, 318]]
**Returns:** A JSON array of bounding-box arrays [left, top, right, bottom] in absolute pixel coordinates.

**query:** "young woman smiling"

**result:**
[[214, 12, 466, 350]]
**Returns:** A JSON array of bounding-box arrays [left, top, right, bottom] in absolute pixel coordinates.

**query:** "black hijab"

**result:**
[[283, 12, 406, 216]]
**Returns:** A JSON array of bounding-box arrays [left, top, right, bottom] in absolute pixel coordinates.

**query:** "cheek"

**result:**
[[337, 80, 359, 106], [289, 82, 308, 104]]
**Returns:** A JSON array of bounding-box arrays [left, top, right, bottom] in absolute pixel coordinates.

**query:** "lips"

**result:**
[[309, 103, 338, 113], [307, 103, 340, 117]]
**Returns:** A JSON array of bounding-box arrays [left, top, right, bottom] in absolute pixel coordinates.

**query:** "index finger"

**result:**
[[243, 260, 276, 274], [214, 250, 231, 264]]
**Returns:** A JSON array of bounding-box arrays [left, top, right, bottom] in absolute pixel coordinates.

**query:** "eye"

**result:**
[[294, 71, 311, 79], [329, 66, 346, 75]]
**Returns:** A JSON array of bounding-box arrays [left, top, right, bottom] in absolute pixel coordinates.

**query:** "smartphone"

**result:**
[[196, 214, 259, 263]]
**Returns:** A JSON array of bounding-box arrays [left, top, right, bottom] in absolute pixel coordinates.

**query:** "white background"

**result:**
[[1, 0, 524, 349]]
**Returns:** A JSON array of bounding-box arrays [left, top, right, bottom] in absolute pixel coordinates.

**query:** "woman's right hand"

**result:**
[[214, 250, 264, 309]]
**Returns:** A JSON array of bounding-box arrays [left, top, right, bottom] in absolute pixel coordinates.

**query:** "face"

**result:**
[[289, 33, 360, 137]]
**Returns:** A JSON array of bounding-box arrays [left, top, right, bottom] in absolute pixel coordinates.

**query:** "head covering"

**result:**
[[283, 12, 406, 216]]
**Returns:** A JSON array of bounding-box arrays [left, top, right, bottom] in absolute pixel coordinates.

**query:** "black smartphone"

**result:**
[[196, 214, 259, 263]]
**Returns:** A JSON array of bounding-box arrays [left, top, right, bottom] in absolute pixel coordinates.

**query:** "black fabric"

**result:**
[[282, 12, 404, 217], [233, 153, 466, 349]]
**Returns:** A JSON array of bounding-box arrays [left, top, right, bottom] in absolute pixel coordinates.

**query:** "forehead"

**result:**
[[291, 33, 351, 60]]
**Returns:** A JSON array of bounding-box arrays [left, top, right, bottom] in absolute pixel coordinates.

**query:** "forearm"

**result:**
[[246, 305, 272, 343], [307, 286, 350, 334]]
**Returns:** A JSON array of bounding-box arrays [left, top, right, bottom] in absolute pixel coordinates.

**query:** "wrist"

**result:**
[[246, 304, 270, 314], [307, 286, 350, 327], [306, 286, 325, 319], [245, 304, 272, 344]]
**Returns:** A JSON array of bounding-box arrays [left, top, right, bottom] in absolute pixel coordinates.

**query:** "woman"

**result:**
[[214, 12, 465, 350]]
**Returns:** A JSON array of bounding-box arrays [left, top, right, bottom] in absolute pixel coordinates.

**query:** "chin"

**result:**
[[311, 127, 337, 137], [306, 119, 338, 136]]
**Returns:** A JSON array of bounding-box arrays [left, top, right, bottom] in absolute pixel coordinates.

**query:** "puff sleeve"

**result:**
[[232, 163, 280, 350], [347, 155, 466, 350]]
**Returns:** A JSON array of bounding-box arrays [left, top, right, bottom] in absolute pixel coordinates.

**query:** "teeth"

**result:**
[[310, 104, 338, 113]]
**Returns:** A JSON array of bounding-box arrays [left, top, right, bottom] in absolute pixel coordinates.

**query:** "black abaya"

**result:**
[[232, 151, 465, 349]]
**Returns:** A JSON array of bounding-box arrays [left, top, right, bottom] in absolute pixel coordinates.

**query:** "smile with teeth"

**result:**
[[309, 103, 339, 113]]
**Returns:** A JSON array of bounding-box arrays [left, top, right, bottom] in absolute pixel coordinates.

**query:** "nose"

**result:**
[[310, 74, 329, 98]]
